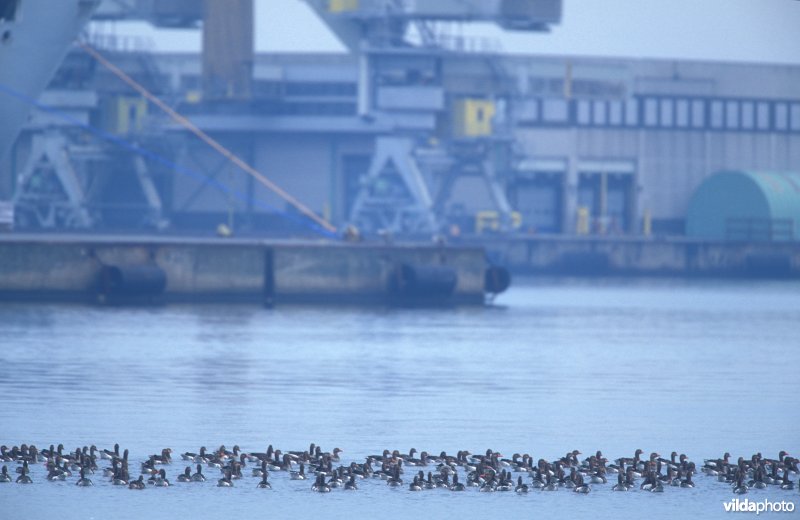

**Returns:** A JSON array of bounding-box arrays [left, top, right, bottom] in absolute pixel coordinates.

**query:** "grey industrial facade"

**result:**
[[5, 49, 800, 237], [150, 52, 800, 235]]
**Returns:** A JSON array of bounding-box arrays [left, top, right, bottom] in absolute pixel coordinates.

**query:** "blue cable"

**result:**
[[0, 81, 337, 238]]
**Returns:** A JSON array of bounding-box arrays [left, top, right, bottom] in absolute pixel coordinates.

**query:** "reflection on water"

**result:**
[[0, 278, 798, 519]]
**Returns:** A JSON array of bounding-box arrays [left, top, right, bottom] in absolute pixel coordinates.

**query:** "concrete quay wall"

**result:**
[[482, 236, 800, 277], [0, 235, 488, 304]]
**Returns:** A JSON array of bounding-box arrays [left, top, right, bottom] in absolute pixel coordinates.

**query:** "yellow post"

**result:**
[[510, 211, 523, 230], [576, 207, 589, 235], [599, 172, 607, 235], [643, 208, 652, 237], [476, 211, 499, 234]]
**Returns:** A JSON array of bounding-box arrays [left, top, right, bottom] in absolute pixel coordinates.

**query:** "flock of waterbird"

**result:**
[[1, 443, 797, 496]]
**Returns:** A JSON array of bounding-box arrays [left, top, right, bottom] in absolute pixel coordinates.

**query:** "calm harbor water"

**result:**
[[1, 277, 798, 518]]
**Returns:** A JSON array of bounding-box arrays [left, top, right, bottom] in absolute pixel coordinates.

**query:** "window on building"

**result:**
[[740, 102, 754, 130], [775, 103, 788, 130], [285, 82, 357, 97], [756, 102, 770, 130], [524, 100, 540, 122], [592, 101, 607, 125], [691, 99, 705, 128], [624, 99, 639, 126], [791, 103, 800, 131], [676, 99, 689, 127], [542, 99, 569, 123], [644, 98, 658, 126], [710, 100, 724, 129], [576, 100, 591, 125], [660, 99, 674, 127], [608, 100, 622, 125], [726, 101, 739, 129]]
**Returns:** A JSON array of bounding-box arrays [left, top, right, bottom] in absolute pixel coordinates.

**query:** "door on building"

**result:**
[[508, 171, 564, 233], [577, 169, 634, 234]]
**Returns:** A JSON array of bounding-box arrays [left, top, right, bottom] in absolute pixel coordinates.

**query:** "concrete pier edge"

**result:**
[[0, 234, 489, 305]]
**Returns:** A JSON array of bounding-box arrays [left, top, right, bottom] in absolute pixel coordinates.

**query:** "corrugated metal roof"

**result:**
[[686, 171, 800, 241]]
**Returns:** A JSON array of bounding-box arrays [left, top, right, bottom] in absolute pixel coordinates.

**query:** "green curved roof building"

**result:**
[[686, 171, 800, 241]]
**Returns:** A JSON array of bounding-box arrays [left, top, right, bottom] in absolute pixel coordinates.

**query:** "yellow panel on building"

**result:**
[[329, 0, 359, 13], [105, 96, 148, 135], [453, 99, 496, 138]]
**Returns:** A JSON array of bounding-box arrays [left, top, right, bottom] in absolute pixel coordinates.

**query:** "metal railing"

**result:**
[[84, 30, 155, 53], [725, 218, 795, 241]]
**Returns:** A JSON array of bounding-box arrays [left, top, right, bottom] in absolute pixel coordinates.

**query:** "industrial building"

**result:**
[[1, 0, 799, 241]]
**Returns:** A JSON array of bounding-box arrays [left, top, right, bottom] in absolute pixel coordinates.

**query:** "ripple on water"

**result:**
[[1, 279, 799, 519]]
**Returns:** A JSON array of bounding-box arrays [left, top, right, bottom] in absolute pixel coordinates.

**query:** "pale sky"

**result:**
[[91, 0, 800, 65]]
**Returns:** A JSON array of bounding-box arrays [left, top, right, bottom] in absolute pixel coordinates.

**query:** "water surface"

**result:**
[[1, 277, 798, 518]]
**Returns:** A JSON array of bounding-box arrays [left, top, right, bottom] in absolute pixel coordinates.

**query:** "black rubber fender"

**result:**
[[98, 264, 167, 297], [484, 266, 511, 294]]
